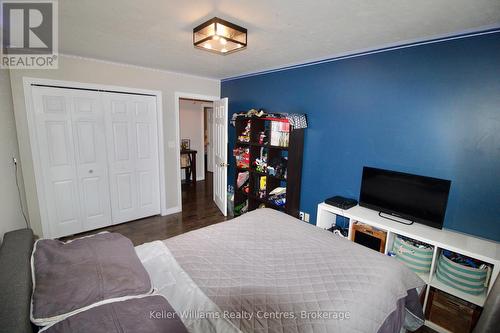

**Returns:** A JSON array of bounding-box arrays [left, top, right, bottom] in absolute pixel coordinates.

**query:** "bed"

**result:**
[[146, 208, 425, 333], [1, 208, 425, 333]]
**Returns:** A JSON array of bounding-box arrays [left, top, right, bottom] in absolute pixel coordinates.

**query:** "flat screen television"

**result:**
[[359, 167, 451, 229]]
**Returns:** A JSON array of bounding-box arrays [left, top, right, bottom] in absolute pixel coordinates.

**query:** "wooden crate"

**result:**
[[425, 288, 481, 333], [352, 222, 387, 253]]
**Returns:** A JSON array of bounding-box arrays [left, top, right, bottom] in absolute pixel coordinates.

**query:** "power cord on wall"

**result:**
[[13, 157, 30, 229]]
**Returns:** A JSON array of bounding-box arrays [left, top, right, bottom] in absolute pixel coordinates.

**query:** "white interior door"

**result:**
[[31, 87, 112, 238], [213, 98, 228, 216], [206, 107, 214, 173], [102, 93, 160, 224]]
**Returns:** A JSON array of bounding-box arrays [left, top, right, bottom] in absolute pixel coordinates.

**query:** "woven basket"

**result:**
[[392, 236, 433, 274], [436, 253, 487, 295]]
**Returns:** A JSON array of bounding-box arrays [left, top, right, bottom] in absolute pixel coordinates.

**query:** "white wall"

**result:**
[[0, 70, 28, 242], [9, 55, 219, 238], [179, 100, 212, 181]]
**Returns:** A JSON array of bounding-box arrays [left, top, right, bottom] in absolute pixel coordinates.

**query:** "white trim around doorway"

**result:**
[[174, 92, 220, 212]]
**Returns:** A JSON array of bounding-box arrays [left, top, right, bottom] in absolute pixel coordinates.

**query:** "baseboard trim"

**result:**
[[162, 206, 182, 216]]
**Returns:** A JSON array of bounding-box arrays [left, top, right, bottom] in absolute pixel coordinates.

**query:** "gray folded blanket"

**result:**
[[31, 233, 152, 325]]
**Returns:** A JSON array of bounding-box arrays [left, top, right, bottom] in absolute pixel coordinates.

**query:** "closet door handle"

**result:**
[[89, 169, 94, 174]]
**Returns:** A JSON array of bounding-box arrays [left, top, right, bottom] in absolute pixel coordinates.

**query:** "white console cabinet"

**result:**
[[317, 202, 500, 333]]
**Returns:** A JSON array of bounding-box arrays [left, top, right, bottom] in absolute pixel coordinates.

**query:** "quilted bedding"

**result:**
[[164, 208, 425, 333]]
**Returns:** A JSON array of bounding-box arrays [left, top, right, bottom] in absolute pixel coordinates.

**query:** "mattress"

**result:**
[[163, 208, 425, 333]]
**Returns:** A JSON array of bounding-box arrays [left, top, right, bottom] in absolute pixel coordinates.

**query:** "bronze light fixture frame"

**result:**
[[193, 17, 247, 55]]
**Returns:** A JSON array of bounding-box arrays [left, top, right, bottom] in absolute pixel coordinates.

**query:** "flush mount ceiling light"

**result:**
[[193, 17, 247, 55]]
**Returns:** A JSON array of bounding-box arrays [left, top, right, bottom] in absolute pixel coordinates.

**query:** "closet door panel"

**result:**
[[103, 93, 160, 224], [53, 179, 80, 224], [133, 97, 160, 215], [32, 87, 113, 237], [138, 171, 153, 207], [45, 120, 72, 166], [32, 88, 83, 237], [104, 94, 138, 223], [81, 177, 103, 217], [112, 122, 131, 162], [71, 91, 112, 231], [116, 172, 134, 211], [75, 121, 97, 163]]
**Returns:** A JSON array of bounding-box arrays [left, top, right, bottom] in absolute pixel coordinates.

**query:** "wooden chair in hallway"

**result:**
[[181, 149, 197, 185]]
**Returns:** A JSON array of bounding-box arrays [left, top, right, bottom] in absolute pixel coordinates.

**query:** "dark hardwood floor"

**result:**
[[63, 172, 229, 246]]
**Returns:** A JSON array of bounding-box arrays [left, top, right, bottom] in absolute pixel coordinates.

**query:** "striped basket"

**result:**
[[392, 236, 433, 274], [436, 253, 488, 295]]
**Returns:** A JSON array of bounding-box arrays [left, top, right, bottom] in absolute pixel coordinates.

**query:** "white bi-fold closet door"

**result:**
[[31, 86, 160, 238], [32, 87, 112, 237], [102, 92, 160, 224]]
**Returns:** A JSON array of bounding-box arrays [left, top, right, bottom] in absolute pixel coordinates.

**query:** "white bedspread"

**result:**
[[136, 241, 240, 333]]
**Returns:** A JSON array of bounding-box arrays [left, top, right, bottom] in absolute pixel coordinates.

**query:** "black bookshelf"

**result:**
[[233, 115, 304, 218]]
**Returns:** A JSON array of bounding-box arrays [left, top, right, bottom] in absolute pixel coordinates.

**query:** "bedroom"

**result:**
[[0, 1, 499, 333]]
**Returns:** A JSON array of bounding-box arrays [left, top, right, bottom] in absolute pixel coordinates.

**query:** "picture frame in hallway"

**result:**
[[181, 139, 191, 150]]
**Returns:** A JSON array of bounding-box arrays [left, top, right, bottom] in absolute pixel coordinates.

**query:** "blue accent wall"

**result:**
[[222, 32, 500, 242]]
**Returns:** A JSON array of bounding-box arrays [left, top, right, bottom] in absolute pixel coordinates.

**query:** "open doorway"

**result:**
[[175, 93, 228, 218], [179, 98, 213, 184]]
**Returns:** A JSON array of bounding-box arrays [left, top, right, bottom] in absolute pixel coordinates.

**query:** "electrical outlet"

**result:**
[[304, 213, 310, 223], [299, 211, 310, 222]]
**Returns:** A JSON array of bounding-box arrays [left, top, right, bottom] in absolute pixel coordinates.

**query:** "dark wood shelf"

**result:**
[[236, 141, 289, 150], [236, 166, 286, 181], [233, 115, 304, 218]]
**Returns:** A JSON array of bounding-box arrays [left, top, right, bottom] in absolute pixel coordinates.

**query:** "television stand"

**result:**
[[316, 202, 500, 333], [378, 211, 414, 225]]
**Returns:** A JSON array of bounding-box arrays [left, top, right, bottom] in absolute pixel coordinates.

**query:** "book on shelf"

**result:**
[[270, 121, 290, 147]]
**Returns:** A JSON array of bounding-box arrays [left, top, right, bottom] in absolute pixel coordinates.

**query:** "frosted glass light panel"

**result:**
[[193, 17, 247, 55]]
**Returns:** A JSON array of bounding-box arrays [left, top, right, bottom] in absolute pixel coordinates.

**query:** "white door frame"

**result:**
[[174, 92, 220, 212], [23, 77, 167, 238], [204, 105, 214, 173]]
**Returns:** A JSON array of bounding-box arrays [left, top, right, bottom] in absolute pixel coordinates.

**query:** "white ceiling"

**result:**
[[59, 0, 500, 80]]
